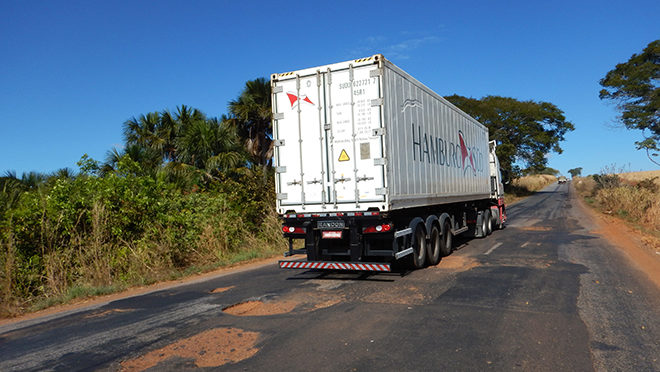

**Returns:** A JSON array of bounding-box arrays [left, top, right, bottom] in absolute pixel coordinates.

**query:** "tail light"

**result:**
[[363, 223, 393, 234], [282, 226, 306, 234]]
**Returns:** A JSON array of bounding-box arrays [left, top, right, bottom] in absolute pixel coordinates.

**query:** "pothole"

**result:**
[[83, 308, 134, 319], [223, 290, 345, 316], [223, 300, 298, 316], [520, 226, 552, 231], [363, 286, 426, 305], [211, 286, 234, 294], [433, 255, 479, 271], [120, 327, 259, 371]]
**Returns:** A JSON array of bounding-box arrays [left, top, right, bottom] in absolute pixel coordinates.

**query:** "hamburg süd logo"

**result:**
[[286, 92, 314, 109], [458, 131, 476, 176]]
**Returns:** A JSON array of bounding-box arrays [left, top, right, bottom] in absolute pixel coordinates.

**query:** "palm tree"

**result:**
[[228, 78, 273, 169], [102, 145, 162, 176], [178, 116, 245, 175], [120, 105, 246, 181], [123, 112, 162, 150], [0, 171, 26, 215]]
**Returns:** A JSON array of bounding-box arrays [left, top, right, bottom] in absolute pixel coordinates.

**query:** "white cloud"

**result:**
[[349, 34, 441, 60]]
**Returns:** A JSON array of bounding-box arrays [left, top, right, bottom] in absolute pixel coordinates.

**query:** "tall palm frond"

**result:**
[[228, 78, 273, 167]]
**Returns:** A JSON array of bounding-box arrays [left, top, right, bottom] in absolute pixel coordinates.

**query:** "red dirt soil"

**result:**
[[222, 300, 298, 316], [120, 327, 259, 370], [576, 195, 660, 289]]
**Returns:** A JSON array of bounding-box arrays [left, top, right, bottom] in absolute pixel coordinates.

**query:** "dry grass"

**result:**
[[575, 171, 660, 234], [504, 174, 558, 205], [618, 170, 660, 184], [573, 177, 597, 198], [513, 174, 558, 192]]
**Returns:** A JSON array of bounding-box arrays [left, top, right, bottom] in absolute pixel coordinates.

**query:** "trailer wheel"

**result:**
[[410, 225, 427, 269], [478, 210, 488, 238], [485, 210, 493, 235], [440, 219, 453, 256], [427, 224, 441, 266], [491, 208, 501, 230]]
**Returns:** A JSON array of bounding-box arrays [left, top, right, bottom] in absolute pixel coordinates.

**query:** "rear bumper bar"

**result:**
[[279, 260, 391, 272]]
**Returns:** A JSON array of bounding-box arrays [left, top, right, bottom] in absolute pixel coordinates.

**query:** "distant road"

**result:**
[[1, 182, 659, 371]]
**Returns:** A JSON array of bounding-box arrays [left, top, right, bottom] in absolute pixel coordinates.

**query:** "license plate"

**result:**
[[318, 220, 345, 230], [322, 231, 343, 239]]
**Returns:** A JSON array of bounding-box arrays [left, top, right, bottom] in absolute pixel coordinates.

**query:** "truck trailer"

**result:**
[[271, 54, 506, 272]]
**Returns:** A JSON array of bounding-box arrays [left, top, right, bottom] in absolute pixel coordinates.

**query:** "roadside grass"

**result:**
[[1, 223, 285, 318], [504, 174, 558, 205], [573, 171, 660, 239], [0, 168, 288, 318], [29, 285, 122, 313]]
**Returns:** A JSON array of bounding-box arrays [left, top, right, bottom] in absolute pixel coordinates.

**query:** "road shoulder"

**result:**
[[0, 255, 283, 329], [573, 186, 660, 289]]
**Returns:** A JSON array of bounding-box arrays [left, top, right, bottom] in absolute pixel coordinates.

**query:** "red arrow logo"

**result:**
[[286, 92, 314, 108], [459, 131, 476, 175]]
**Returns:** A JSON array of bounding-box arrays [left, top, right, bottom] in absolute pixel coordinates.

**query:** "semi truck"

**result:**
[[271, 54, 506, 272]]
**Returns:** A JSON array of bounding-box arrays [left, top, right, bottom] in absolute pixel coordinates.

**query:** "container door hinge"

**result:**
[[373, 158, 386, 166], [375, 188, 387, 195], [272, 85, 283, 94], [371, 98, 384, 107], [273, 112, 284, 120]]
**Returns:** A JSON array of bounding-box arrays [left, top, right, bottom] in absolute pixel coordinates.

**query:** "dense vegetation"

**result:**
[[0, 80, 285, 316]]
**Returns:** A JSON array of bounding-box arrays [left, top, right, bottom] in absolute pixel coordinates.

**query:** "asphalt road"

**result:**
[[1, 182, 659, 371]]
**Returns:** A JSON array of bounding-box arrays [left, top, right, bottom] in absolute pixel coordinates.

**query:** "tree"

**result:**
[[120, 105, 245, 179], [568, 167, 582, 178], [178, 117, 244, 173], [599, 40, 660, 166], [524, 166, 559, 176], [228, 78, 273, 168], [445, 95, 575, 176]]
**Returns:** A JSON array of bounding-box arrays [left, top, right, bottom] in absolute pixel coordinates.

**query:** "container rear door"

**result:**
[[273, 73, 328, 207], [326, 65, 385, 206], [273, 62, 385, 211]]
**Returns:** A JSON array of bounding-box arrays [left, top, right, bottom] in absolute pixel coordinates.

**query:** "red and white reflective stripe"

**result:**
[[279, 261, 391, 272]]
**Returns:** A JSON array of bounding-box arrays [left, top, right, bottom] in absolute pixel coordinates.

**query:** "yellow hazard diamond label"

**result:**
[[338, 149, 350, 162]]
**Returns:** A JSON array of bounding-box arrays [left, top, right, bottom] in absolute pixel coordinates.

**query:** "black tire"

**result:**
[[485, 210, 492, 236], [427, 224, 441, 266], [410, 225, 427, 269], [478, 210, 488, 238], [492, 208, 503, 230], [439, 219, 453, 257]]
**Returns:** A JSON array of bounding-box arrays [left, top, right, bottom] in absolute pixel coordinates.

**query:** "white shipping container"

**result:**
[[272, 55, 491, 214]]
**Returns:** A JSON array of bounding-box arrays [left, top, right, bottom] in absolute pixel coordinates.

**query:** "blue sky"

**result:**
[[1, 0, 658, 177]]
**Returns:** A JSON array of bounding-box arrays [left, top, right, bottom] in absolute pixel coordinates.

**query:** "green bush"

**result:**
[[0, 158, 284, 315]]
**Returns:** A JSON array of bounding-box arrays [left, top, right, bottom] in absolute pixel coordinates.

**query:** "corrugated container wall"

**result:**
[[271, 55, 491, 214], [382, 60, 491, 209]]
